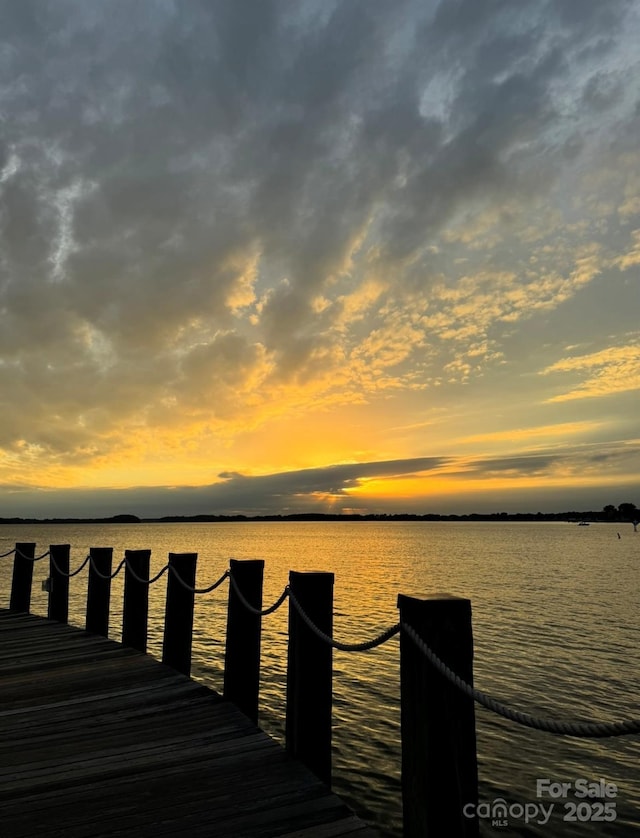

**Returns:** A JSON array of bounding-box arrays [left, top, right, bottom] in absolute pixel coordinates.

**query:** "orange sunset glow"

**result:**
[[0, 2, 639, 518]]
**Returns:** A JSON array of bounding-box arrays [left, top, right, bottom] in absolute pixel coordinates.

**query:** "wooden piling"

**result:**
[[85, 547, 113, 637], [122, 549, 151, 653], [10, 543, 36, 613], [286, 570, 334, 787], [162, 553, 197, 676], [48, 544, 70, 623], [397, 593, 478, 838], [224, 559, 264, 724]]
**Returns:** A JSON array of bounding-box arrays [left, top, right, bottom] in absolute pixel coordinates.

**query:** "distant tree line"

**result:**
[[0, 504, 637, 525], [600, 503, 638, 522]]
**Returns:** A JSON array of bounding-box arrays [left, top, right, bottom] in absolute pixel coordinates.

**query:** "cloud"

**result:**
[[215, 456, 447, 500], [0, 0, 639, 498], [458, 421, 606, 445], [542, 340, 640, 401], [0, 456, 448, 517], [614, 228, 640, 269], [447, 453, 563, 479]]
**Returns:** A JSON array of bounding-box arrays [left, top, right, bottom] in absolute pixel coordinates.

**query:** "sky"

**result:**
[[0, 0, 639, 518]]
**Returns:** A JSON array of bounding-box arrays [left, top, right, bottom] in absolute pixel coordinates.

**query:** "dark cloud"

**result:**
[[451, 442, 640, 481], [0, 456, 447, 517], [216, 457, 447, 498], [581, 72, 625, 113], [457, 454, 562, 477]]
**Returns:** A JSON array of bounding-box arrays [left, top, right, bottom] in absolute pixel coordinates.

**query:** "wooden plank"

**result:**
[[0, 610, 379, 838]]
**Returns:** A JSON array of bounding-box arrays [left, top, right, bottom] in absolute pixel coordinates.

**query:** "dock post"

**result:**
[[85, 547, 113, 637], [162, 553, 197, 676], [122, 549, 151, 653], [48, 544, 70, 623], [224, 559, 264, 725], [397, 594, 478, 838], [10, 542, 36, 613], [286, 570, 334, 787]]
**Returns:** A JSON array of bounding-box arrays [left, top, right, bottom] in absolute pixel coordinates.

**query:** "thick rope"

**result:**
[[0, 548, 16, 558], [124, 559, 170, 586], [50, 554, 91, 578], [287, 588, 401, 651], [89, 555, 127, 580], [228, 573, 289, 616], [402, 623, 640, 738], [168, 564, 229, 594], [15, 548, 51, 562]]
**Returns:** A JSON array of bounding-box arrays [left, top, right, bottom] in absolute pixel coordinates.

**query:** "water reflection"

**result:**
[[0, 521, 638, 837]]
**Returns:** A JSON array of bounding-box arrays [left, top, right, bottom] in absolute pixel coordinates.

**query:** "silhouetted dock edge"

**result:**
[[3, 540, 485, 836]]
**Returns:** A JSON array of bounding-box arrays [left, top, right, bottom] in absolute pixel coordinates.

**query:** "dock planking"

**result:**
[[0, 610, 378, 837]]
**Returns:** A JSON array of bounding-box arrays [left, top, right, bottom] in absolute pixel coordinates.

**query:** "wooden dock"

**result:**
[[0, 609, 377, 838]]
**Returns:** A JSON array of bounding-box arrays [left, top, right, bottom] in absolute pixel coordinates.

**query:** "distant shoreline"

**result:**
[[0, 512, 635, 525]]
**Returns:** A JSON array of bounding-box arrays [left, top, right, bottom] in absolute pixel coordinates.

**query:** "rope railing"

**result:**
[[125, 560, 169, 586], [15, 548, 50, 562], [7, 542, 638, 740], [287, 587, 401, 651], [223, 584, 639, 738], [402, 623, 640, 738], [168, 564, 229, 595], [51, 553, 92, 578], [0, 548, 16, 559], [88, 555, 127, 581], [228, 572, 289, 616], [225, 580, 640, 738], [44, 554, 222, 591]]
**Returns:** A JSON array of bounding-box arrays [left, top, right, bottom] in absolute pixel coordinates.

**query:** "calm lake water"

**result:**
[[1, 521, 638, 836]]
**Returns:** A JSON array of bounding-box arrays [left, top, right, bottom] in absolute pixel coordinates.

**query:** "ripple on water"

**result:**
[[0, 521, 638, 838]]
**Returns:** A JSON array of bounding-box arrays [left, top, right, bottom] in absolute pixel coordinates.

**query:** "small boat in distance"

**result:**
[[577, 521, 590, 526]]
